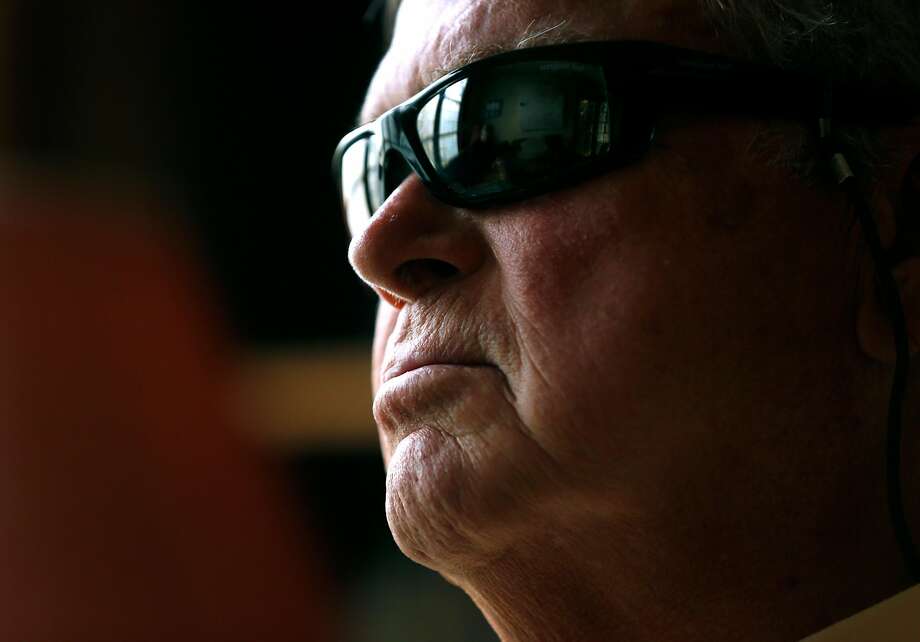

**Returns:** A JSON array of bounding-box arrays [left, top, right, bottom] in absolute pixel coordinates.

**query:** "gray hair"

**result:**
[[700, 0, 920, 181], [702, 1, 920, 87]]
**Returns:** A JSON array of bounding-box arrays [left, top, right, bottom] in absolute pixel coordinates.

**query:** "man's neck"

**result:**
[[438, 513, 909, 642]]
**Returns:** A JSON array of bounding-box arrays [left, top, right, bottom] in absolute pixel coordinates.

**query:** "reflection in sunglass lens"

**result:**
[[416, 61, 613, 199], [340, 135, 372, 236], [365, 132, 384, 212]]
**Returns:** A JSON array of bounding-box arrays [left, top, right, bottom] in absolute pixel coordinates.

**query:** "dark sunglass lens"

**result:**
[[416, 60, 614, 201]]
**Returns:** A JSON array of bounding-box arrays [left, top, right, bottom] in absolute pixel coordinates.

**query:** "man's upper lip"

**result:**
[[381, 345, 490, 384]]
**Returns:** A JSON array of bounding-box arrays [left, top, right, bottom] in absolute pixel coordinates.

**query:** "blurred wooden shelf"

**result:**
[[238, 344, 377, 451]]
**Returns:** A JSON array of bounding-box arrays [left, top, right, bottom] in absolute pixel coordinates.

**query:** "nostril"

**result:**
[[394, 258, 460, 292]]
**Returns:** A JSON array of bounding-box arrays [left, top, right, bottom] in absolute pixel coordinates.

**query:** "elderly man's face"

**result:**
[[350, 0, 862, 574]]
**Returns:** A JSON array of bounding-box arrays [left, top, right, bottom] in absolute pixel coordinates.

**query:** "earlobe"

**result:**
[[857, 151, 920, 364]]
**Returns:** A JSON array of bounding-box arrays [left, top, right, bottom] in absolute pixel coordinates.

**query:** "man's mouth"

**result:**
[[382, 357, 493, 384], [381, 340, 494, 386], [373, 362, 507, 445]]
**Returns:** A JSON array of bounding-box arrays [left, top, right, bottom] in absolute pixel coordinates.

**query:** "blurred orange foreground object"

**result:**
[[0, 174, 336, 642]]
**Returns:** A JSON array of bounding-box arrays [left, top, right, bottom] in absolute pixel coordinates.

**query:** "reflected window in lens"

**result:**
[[418, 78, 468, 172], [341, 136, 372, 235], [415, 61, 613, 199]]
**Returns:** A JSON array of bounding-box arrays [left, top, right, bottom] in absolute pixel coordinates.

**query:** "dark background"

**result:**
[[5, 1, 497, 639], [11, 0, 380, 344]]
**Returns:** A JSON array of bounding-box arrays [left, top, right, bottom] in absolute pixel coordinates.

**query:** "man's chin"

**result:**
[[377, 388, 560, 574], [384, 424, 494, 570]]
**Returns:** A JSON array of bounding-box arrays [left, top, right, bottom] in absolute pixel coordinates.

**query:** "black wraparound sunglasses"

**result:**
[[332, 40, 913, 236]]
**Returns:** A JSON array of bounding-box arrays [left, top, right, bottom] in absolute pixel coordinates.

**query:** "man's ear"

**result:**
[[858, 148, 920, 364]]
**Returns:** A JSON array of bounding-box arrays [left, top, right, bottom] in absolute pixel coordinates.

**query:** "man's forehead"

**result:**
[[359, 0, 717, 125]]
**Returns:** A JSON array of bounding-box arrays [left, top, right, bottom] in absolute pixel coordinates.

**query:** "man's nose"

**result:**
[[348, 176, 488, 308]]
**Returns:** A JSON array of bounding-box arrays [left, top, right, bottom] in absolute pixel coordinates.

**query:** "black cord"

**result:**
[[819, 79, 919, 581], [839, 176, 920, 582]]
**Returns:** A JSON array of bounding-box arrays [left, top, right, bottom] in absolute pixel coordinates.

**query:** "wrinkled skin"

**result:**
[[347, 1, 920, 640]]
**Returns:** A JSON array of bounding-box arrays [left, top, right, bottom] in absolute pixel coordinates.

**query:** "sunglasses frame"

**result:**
[[333, 40, 914, 222]]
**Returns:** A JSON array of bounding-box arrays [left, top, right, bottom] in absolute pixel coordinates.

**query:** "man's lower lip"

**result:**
[[373, 364, 504, 439]]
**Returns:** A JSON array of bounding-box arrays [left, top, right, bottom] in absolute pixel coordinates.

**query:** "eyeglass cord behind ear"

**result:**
[[820, 88, 920, 583]]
